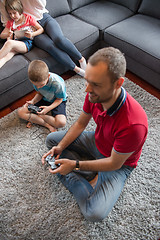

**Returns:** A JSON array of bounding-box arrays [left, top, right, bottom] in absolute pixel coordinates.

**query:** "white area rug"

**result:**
[[0, 75, 159, 240]]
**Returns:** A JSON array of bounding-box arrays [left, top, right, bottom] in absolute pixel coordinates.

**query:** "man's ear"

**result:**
[[115, 77, 124, 89]]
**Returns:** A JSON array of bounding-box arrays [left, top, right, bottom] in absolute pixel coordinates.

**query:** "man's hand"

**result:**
[[41, 146, 63, 165], [49, 159, 76, 175]]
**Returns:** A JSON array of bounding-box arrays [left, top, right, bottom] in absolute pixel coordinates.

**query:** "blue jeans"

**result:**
[[46, 131, 134, 222], [34, 13, 82, 70]]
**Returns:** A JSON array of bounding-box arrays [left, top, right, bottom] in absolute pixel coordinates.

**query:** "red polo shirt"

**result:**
[[83, 88, 148, 168]]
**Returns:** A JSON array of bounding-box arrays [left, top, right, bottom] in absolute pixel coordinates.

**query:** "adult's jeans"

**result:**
[[46, 130, 134, 222], [34, 13, 82, 70]]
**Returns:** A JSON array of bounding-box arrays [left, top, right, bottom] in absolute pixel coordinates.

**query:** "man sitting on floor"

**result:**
[[42, 47, 148, 222]]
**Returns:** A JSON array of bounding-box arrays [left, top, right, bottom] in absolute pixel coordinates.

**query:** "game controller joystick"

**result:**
[[45, 155, 60, 170], [28, 104, 42, 114]]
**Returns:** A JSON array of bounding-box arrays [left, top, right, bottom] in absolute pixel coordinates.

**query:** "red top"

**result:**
[[6, 13, 36, 31], [83, 88, 148, 168]]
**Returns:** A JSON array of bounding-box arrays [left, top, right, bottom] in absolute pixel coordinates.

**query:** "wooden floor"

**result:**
[[0, 70, 159, 119]]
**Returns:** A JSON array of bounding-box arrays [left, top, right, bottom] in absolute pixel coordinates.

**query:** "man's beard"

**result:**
[[88, 92, 113, 104]]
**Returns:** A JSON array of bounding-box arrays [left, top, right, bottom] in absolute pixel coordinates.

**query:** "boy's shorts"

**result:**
[[35, 99, 67, 117]]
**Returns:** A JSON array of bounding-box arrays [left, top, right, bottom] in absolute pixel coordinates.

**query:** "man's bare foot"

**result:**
[[49, 126, 57, 132], [89, 174, 98, 188]]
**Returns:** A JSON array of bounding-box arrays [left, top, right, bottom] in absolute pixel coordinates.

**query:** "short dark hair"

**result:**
[[88, 47, 126, 83], [5, 0, 23, 15], [28, 60, 49, 83]]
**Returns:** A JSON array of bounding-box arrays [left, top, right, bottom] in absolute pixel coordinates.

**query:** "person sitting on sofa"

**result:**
[[18, 60, 67, 132], [0, 0, 44, 68], [41, 47, 148, 222], [0, 0, 87, 76]]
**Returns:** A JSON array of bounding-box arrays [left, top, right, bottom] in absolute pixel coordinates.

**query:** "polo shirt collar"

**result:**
[[107, 87, 127, 116]]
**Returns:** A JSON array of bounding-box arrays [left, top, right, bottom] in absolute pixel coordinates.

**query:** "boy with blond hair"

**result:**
[[18, 60, 67, 132]]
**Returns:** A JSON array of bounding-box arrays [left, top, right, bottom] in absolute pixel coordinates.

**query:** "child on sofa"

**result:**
[[0, 0, 43, 68], [0, 0, 86, 76], [18, 60, 67, 132]]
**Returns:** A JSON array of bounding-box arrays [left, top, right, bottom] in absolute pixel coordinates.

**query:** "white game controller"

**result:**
[[45, 155, 60, 170]]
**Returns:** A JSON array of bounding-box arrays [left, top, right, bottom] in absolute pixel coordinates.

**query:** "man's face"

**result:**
[[84, 62, 116, 104]]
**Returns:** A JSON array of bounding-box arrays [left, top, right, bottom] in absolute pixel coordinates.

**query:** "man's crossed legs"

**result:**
[[46, 130, 133, 222]]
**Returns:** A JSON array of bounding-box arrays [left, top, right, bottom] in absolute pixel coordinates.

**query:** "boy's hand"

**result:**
[[24, 100, 34, 108], [26, 100, 34, 105], [37, 106, 49, 115]]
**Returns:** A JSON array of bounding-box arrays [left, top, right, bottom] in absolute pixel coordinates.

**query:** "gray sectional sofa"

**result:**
[[0, 0, 160, 110]]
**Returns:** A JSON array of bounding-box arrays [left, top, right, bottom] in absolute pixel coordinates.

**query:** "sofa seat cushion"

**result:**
[[26, 14, 99, 73], [72, 0, 134, 33], [25, 15, 99, 75], [0, 53, 33, 109], [25, 46, 69, 75], [104, 14, 160, 75], [56, 14, 99, 51]]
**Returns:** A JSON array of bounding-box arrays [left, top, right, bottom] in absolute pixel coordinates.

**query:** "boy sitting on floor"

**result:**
[[18, 60, 67, 132]]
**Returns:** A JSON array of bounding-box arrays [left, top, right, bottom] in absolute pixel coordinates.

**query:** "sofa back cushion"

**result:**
[[46, 0, 70, 17], [107, 0, 142, 12], [68, 0, 96, 11], [138, 0, 160, 19]]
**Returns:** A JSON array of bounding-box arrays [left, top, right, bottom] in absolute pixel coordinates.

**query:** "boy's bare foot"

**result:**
[[49, 126, 57, 132], [26, 122, 32, 128], [45, 123, 57, 132]]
